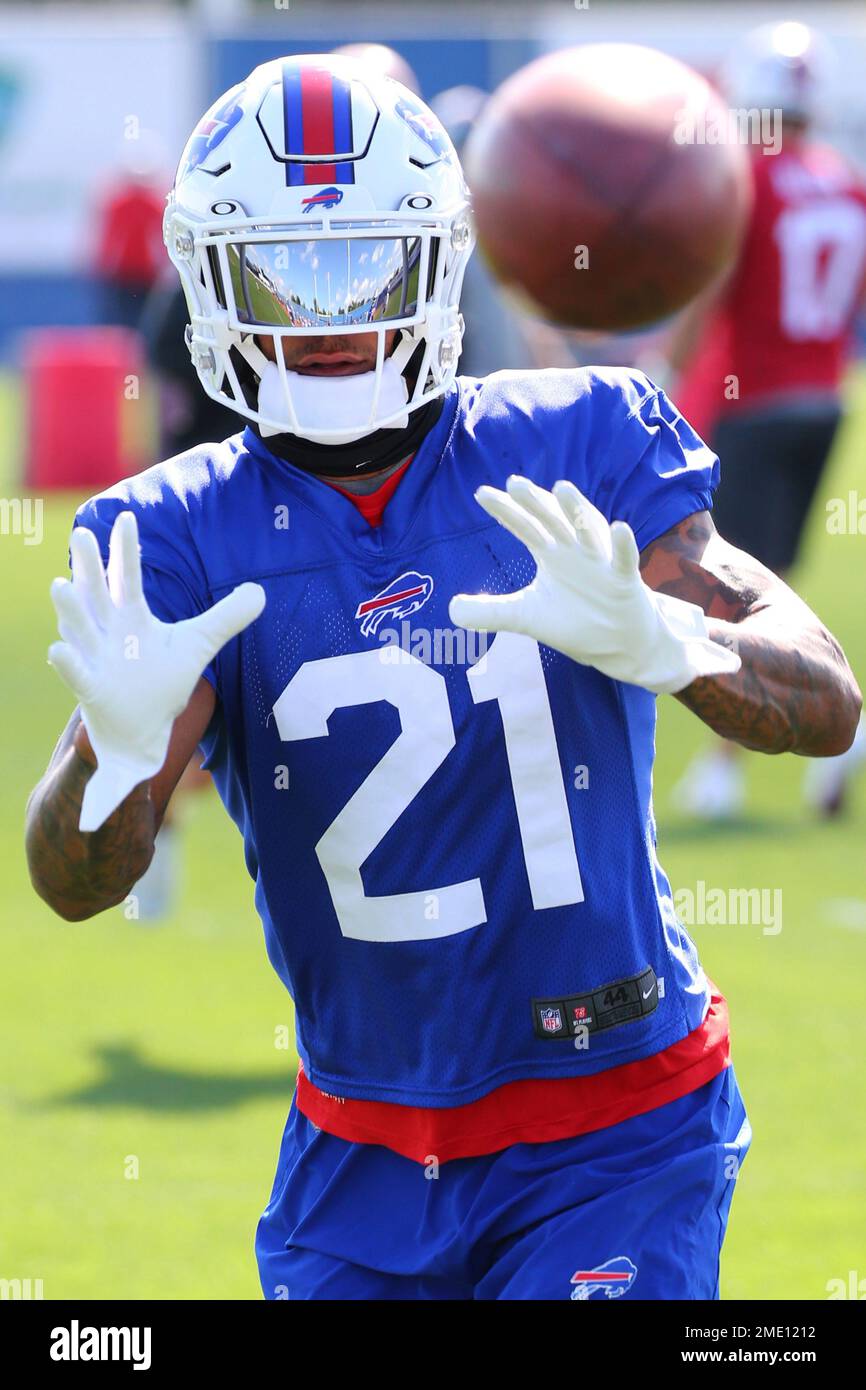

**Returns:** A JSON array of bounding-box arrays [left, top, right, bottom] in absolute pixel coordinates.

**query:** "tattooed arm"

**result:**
[[639, 511, 862, 756], [25, 678, 215, 920]]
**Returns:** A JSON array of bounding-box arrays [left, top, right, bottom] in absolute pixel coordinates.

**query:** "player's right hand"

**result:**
[[48, 511, 265, 833]]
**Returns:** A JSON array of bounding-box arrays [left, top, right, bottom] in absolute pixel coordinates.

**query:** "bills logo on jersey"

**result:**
[[570, 1256, 638, 1300], [355, 572, 434, 638], [540, 1007, 563, 1034], [301, 186, 344, 213]]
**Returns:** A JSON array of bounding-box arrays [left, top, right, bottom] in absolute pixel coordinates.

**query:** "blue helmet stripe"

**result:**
[[331, 75, 355, 185], [281, 62, 306, 186]]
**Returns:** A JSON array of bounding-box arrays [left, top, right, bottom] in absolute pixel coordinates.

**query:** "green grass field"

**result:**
[[1, 369, 864, 1300]]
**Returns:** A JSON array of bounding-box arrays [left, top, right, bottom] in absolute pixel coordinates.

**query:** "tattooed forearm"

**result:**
[[25, 720, 155, 920], [27, 681, 214, 921], [673, 619, 854, 754], [640, 512, 862, 756]]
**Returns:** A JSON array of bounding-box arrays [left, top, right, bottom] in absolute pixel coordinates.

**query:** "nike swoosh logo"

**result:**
[[642, 984, 656, 999]]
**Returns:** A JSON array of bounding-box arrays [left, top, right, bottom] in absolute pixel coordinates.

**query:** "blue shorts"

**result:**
[[256, 1064, 750, 1300]]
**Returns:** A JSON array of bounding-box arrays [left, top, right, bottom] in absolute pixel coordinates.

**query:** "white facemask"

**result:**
[[257, 356, 410, 443]]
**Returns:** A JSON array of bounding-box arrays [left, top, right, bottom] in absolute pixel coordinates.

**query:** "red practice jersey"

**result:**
[[96, 181, 167, 289], [677, 138, 866, 434]]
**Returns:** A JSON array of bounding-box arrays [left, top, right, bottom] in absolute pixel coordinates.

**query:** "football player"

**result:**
[[671, 21, 866, 818], [26, 56, 861, 1300]]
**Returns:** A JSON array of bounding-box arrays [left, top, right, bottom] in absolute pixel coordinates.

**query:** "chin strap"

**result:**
[[238, 332, 420, 443], [258, 357, 410, 442]]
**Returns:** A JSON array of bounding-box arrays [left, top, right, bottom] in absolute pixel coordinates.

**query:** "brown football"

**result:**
[[464, 43, 752, 331]]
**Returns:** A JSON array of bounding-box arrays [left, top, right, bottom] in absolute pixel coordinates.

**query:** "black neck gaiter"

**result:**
[[248, 395, 445, 480]]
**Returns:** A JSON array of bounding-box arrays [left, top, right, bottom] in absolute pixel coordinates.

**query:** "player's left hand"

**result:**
[[448, 476, 742, 695]]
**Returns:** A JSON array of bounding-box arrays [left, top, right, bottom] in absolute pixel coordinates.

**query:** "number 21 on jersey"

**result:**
[[272, 632, 584, 942]]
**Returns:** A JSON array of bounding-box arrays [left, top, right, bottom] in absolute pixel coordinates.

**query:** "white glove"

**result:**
[[48, 511, 265, 832], [449, 475, 741, 695]]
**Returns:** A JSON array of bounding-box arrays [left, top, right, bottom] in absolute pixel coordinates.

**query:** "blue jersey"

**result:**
[[75, 368, 719, 1108]]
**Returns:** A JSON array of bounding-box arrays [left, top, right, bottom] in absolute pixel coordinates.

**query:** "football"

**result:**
[[464, 43, 752, 330]]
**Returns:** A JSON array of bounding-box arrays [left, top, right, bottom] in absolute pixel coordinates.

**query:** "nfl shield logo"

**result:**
[[540, 1007, 563, 1034]]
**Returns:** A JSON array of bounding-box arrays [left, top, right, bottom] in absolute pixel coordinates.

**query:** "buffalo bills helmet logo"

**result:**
[[570, 1256, 638, 1301], [178, 86, 244, 180], [355, 572, 434, 638], [394, 96, 453, 161], [302, 186, 344, 213]]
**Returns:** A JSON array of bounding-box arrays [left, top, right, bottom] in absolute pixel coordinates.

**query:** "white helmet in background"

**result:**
[[720, 21, 834, 125], [332, 43, 421, 96], [164, 55, 473, 444]]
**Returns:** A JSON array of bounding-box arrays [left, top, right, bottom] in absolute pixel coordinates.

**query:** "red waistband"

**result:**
[[296, 986, 731, 1163]]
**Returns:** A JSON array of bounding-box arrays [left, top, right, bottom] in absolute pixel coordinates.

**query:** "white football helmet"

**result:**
[[164, 55, 474, 444], [720, 21, 834, 125]]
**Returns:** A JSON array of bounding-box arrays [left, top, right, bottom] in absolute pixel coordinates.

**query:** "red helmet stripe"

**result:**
[[301, 65, 337, 184]]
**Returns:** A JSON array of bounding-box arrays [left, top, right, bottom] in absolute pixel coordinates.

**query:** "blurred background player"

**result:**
[[141, 273, 241, 460], [670, 20, 866, 819], [93, 151, 167, 332], [332, 41, 421, 95]]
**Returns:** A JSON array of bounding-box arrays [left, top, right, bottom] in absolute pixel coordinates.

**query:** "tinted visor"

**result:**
[[224, 236, 423, 328]]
